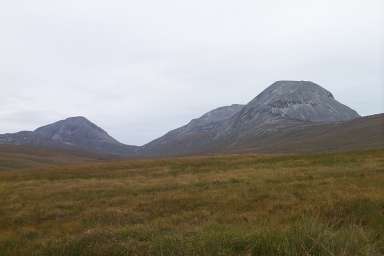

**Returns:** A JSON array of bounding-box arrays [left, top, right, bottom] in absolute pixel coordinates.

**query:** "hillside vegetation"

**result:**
[[0, 145, 108, 171], [0, 150, 383, 255]]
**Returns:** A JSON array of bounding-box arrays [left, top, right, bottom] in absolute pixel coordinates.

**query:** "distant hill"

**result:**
[[1, 81, 382, 156], [0, 117, 139, 156]]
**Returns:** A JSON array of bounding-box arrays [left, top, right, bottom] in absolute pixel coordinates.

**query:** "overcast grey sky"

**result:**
[[0, 0, 383, 145]]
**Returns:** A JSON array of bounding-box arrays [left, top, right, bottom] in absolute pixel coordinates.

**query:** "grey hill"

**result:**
[[143, 81, 360, 155], [0, 116, 139, 155]]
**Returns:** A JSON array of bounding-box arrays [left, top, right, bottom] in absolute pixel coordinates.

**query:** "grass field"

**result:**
[[0, 145, 104, 172], [0, 149, 383, 255]]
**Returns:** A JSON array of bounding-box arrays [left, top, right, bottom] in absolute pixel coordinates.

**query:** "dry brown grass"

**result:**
[[0, 149, 383, 255]]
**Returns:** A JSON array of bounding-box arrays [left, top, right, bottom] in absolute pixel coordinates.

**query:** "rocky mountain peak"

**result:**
[[34, 116, 119, 146], [251, 80, 334, 105], [243, 80, 359, 123], [0, 116, 139, 155], [35, 116, 97, 130]]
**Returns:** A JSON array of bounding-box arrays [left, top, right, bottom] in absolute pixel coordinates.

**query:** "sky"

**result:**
[[0, 0, 383, 145]]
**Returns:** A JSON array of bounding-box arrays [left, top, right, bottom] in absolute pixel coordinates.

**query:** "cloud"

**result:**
[[0, 0, 383, 145]]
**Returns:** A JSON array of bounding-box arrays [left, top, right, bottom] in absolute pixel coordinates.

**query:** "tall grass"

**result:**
[[0, 149, 383, 255]]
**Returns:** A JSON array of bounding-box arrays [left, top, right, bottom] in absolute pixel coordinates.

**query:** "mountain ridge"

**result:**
[[1, 80, 380, 156]]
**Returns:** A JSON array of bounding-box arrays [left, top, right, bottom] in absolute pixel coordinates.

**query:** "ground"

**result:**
[[0, 149, 383, 255]]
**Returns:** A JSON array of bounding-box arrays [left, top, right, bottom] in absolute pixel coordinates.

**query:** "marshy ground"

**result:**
[[0, 149, 383, 255]]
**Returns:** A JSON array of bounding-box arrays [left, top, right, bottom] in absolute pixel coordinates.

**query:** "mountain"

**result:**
[[143, 104, 244, 155], [215, 80, 360, 147], [0, 117, 139, 156], [142, 81, 361, 155], [1, 80, 380, 157]]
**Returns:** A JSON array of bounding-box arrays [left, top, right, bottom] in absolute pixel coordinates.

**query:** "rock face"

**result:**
[[242, 80, 359, 123], [0, 117, 139, 156]]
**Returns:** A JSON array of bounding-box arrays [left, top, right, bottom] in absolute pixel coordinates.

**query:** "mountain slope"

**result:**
[[0, 117, 139, 156], [227, 114, 384, 154], [143, 104, 244, 155]]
